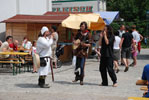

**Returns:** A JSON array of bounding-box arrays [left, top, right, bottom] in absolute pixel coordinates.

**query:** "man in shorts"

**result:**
[[120, 26, 134, 72]]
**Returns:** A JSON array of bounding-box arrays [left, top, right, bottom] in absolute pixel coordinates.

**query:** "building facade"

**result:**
[[0, 0, 52, 41], [52, 0, 106, 12]]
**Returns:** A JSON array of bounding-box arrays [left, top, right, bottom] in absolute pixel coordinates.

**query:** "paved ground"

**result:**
[[0, 49, 149, 100]]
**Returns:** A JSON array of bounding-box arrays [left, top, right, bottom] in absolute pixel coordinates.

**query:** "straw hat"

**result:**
[[33, 53, 40, 69]]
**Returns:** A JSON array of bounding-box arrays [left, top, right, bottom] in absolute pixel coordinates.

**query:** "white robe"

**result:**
[[36, 37, 53, 76]]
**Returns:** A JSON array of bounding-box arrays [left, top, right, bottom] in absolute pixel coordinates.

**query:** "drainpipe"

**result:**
[[97, 0, 100, 11], [47, 0, 49, 11], [16, 0, 20, 14]]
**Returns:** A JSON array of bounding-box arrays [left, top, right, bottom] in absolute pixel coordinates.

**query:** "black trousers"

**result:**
[[99, 57, 117, 85]]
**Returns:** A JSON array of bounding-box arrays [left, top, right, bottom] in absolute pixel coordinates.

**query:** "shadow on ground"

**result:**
[[15, 83, 40, 88], [54, 80, 99, 86], [137, 54, 149, 60]]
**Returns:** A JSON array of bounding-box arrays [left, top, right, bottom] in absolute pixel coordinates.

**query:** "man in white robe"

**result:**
[[36, 26, 53, 88]]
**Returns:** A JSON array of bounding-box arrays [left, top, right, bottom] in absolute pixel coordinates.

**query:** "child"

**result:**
[[131, 40, 137, 67], [32, 40, 37, 73]]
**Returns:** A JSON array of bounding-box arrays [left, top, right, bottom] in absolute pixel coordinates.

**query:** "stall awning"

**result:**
[[94, 11, 119, 25]]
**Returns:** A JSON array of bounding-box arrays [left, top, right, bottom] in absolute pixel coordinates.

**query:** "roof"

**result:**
[[2, 12, 92, 24], [2, 14, 68, 24], [44, 11, 91, 16]]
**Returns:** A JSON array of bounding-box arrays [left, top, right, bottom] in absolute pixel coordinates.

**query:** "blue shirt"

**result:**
[[142, 64, 149, 97]]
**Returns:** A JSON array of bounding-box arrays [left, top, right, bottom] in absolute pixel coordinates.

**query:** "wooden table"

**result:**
[[0, 52, 29, 75], [0, 52, 29, 55]]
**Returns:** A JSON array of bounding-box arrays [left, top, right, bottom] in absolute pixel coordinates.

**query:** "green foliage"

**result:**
[[107, 0, 149, 36], [110, 22, 120, 31], [107, 0, 149, 21]]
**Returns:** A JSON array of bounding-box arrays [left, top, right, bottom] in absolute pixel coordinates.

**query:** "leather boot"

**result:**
[[38, 78, 42, 86], [38, 76, 43, 86], [80, 75, 84, 85], [39, 78, 50, 88], [72, 71, 80, 82]]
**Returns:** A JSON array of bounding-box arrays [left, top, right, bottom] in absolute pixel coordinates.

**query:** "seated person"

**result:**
[[0, 36, 13, 58], [142, 64, 149, 98], [0, 40, 2, 47], [9, 40, 19, 51], [21, 37, 32, 53]]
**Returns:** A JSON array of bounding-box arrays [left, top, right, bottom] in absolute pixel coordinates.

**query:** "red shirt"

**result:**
[[9, 43, 18, 51]]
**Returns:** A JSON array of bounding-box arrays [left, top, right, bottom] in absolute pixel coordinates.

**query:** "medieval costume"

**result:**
[[36, 26, 53, 88], [73, 27, 91, 85]]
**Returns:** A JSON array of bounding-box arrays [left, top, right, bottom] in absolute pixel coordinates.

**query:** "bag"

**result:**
[[40, 58, 47, 67]]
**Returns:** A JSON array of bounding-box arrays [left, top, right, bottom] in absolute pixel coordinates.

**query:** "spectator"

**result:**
[[0, 36, 13, 58], [0, 40, 2, 47], [92, 31, 100, 60], [118, 25, 125, 65], [92, 31, 100, 49], [142, 64, 149, 98], [32, 40, 37, 73], [144, 37, 147, 46], [131, 25, 140, 44], [22, 37, 32, 52], [137, 33, 143, 53], [113, 31, 121, 73], [9, 40, 19, 51], [118, 25, 125, 38], [120, 26, 134, 72], [51, 25, 59, 69], [130, 40, 137, 67]]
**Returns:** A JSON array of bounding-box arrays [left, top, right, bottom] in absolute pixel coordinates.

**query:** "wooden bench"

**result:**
[[128, 97, 149, 100], [140, 86, 148, 91], [0, 58, 19, 68], [136, 80, 148, 85], [0, 60, 23, 75], [24, 55, 33, 72]]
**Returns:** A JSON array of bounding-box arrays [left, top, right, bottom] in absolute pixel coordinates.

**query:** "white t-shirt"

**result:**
[[0, 41, 9, 58], [132, 31, 140, 43], [22, 41, 32, 50], [52, 32, 58, 45], [118, 30, 125, 38], [113, 36, 121, 49], [32, 46, 36, 57]]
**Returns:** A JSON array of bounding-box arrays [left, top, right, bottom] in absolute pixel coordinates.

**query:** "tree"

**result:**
[[107, 0, 149, 36]]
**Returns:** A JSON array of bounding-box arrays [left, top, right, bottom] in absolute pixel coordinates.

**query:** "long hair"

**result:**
[[32, 40, 36, 46], [80, 21, 88, 30], [106, 25, 114, 38]]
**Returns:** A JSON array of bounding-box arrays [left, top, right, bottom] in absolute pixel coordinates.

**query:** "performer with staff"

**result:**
[[72, 22, 91, 85], [36, 26, 53, 88]]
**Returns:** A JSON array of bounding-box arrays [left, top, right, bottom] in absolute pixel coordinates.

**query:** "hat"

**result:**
[[33, 53, 40, 69], [41, 26, 49, 35]]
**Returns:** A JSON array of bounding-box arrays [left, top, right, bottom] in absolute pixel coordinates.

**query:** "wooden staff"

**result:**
[[50, 58, 54, 82]]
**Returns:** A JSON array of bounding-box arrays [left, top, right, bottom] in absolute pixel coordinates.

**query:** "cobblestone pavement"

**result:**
[[0, 49, 149, 100]]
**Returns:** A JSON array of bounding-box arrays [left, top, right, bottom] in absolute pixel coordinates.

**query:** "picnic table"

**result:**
[[0, 52, 29, 75]]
